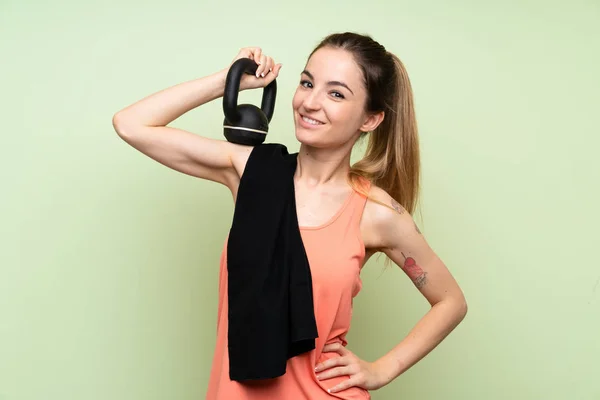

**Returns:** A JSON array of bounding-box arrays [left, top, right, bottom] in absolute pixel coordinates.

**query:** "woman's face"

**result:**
[[292, 47, 376, 148]]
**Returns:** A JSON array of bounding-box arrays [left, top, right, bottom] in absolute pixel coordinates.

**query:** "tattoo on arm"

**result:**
[[391, 198, 421, 235], [401, 252, 427, 289], [391, 199, 405, 214]]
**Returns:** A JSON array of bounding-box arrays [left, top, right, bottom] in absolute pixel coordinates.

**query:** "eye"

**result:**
[[300, 80, 313, 88], [330, 91, 345, 99]]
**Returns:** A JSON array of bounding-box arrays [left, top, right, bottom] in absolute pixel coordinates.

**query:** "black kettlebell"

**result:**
[[223, 57, 277, 146]]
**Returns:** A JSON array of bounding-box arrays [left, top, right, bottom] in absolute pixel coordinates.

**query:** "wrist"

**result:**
[[215, 65, 252, 93], [374, 353, 403, 386], [214, 67, 229, 92]]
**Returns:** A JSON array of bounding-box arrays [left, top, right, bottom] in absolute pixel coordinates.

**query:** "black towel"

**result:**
[[226, 143, 319, 382]]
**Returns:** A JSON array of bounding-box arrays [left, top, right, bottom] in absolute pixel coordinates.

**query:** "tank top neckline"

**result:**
[[299, 190, 357, 231]]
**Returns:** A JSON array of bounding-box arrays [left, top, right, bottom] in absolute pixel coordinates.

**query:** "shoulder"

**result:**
[[361, 184, 421, 252]]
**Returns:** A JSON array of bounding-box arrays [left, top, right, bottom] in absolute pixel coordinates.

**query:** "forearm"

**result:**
[[376, 298, 468, 384], [115, 68, 229, 127]]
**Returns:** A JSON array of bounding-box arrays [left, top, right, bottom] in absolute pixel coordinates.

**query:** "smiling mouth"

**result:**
[[299, 114, 325, 126]]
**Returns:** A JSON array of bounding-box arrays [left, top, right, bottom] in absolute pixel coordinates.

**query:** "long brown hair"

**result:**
[[309, 32, 421, 214]]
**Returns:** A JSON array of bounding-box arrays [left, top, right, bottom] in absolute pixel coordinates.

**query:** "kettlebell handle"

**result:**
[[223, 58, 277, 125]]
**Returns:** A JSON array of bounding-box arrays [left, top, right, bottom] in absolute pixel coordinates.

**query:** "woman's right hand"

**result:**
[[229, 47, 282, 91]]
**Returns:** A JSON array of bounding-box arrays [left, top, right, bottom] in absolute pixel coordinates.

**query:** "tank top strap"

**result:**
[[333, 176, 371, 231], [349, 177, 371, 224]]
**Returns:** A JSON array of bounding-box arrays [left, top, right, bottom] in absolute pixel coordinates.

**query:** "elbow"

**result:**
[[433, 289, 468, 320], [112, 111, 136, 139], [455, 293, 468, 323], [458, 297, 468, 321], [440, 293, 468, 323], [112, 111, 127, 135]]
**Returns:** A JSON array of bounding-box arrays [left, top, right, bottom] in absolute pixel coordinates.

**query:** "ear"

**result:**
[[360, 111, 385, 133]]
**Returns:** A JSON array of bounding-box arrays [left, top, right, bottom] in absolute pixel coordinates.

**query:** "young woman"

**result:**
[[112, 32, 468, 399]]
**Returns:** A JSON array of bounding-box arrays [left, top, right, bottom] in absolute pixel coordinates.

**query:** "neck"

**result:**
[[295, 143, 353, 187]]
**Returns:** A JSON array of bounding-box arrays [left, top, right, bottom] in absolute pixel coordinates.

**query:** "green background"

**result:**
[[1, 0, 598, 399]]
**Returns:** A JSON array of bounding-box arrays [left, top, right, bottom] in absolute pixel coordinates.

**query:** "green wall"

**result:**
[[1, 0, 598, 399]]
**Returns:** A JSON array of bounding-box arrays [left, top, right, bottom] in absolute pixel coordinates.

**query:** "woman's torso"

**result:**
[[205, 172, 374, 399]]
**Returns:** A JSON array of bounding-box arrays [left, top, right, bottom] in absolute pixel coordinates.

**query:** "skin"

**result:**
[[112, 45, 468, 395]]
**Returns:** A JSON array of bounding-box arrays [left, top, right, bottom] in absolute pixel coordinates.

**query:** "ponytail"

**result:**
[[349, 53, 420, 214]]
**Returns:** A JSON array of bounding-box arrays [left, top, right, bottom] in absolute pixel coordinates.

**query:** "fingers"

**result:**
[[244, 47, 278, 78], [315, 354, 347, 373], [234, 47, 258, 64], [256, 54, 267, 77], [246, 47, 265, 77], [315, 343, 351, 373], [322, 342, 348, 355], [235, 47, 282, 89], [264, 56, 274, 77], [257, 55, 277, 78], [250, 47, 262, 63], [316, 365, 354, 381], [328, 375, 363, 394]]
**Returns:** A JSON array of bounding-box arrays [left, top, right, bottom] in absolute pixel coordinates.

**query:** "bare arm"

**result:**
[[112, 47, 282, 190], [366, 187, 468, 383], [313, 186, 468, 394]]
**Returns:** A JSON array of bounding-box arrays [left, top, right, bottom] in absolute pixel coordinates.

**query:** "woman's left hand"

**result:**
[[315, 342, 391, 394]]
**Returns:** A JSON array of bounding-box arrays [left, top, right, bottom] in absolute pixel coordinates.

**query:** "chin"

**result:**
[[294, 128, 337, 149], [294, 127, 319, 146]]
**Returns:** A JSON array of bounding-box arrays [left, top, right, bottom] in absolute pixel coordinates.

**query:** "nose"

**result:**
[[302, 90, 322, 111]]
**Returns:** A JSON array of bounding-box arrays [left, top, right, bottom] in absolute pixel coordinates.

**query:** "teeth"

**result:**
[[302, 116, 323, 125]]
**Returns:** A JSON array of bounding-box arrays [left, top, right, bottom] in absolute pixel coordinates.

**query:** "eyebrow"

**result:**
[[301, 69, 354, 95]]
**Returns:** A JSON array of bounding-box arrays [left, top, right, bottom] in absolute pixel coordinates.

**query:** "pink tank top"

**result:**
[[206, 180, 372, 400]]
